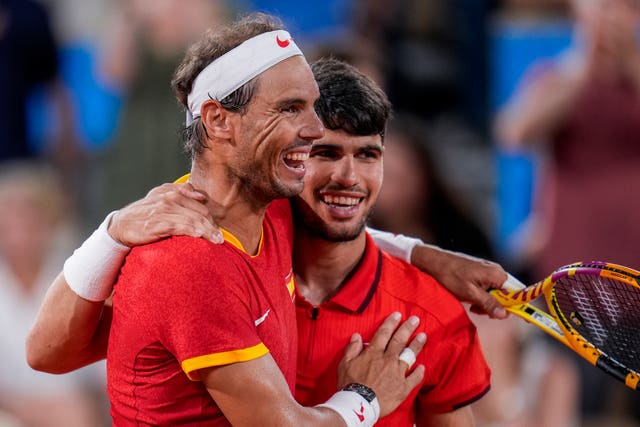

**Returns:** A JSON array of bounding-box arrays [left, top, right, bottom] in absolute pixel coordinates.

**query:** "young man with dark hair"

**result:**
[[290, 57, 489, 426]]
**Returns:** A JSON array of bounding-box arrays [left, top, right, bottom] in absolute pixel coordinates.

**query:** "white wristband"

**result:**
[[316, 390, 380, 427], [63, 211, 130, 301], [366, 227, 424, 263]]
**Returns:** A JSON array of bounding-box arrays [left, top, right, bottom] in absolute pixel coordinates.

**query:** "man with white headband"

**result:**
[[27, 13, 427, 427]]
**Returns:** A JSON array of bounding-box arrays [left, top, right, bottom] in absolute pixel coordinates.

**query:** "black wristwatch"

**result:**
[[342, 383, 377, 403]]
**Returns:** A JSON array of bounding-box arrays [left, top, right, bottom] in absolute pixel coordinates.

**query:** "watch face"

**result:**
[[343, 383, 376, 402]]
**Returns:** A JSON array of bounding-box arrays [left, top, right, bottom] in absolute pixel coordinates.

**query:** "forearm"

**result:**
[[26, 213, 127, 372], [202, 314, 424, 426], [26, 272, 111, 373], [203, 356, 374, 427], [409, 244, 461, 277], [370, 228, 508, 318]]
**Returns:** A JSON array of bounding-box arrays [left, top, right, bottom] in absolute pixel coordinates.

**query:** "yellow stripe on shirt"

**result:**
[[182, 343, 269, 381]]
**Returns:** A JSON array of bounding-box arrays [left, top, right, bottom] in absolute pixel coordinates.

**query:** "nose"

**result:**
[[300, 110, 325, 141], [332, 156, 358, 187]]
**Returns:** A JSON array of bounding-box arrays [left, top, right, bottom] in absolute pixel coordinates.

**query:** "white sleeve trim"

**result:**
[[366, 227, 424, 263]]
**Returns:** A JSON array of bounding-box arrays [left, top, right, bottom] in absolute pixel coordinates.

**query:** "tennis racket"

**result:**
[[491, 261, 640, 390]]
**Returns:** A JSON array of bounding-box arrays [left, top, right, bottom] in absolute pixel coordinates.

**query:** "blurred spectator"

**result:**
[[0, 161, 107, 426], [498, 0, 568, 19], [0, 0, 74, 163], [496, 0, 640, 423], [93, 0, 226, 218], [369, 114, 495, 260], [353, 0, 495, 136], [307, 36, 386, 89]]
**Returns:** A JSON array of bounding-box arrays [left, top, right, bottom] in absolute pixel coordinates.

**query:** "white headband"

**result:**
[[186, 30, 303, 125]]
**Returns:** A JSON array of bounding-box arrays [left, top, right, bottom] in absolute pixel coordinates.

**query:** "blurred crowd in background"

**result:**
[[1, 0, 639, 426]]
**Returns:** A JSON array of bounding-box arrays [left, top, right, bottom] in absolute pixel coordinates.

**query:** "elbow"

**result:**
[[25, 333, 49, 372], [25, 332, 67, 374]]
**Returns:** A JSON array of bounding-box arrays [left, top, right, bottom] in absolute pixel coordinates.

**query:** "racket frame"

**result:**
[[492, 264, 640, 390]]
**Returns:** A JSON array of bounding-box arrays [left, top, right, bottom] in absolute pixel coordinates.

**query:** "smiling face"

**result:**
[[290, 128, 384, 242], [225, 55, 324, 202]]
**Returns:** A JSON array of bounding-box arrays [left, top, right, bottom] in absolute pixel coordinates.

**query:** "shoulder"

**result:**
[[128, 235, 222, 260], [378, 252, 469, 326], [123, 236, 240, 281]]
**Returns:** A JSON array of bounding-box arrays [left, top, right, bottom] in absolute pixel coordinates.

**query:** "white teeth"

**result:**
[[322, 195, 360, 206], [284, 152, 309, 161]]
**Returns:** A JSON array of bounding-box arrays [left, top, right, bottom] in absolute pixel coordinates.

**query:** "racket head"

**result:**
[[545, 264, 640, 390]]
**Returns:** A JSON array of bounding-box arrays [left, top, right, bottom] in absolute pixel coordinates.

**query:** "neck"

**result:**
[[189, 160, 269, 255], [293, 230, 367, 306]]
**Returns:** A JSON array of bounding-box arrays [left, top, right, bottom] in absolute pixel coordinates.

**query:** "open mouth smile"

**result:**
[[321, 194, 362, 207], [283, 151, 309, 170]]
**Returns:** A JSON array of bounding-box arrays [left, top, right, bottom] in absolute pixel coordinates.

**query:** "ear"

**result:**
[[200, 100, 232, 140]]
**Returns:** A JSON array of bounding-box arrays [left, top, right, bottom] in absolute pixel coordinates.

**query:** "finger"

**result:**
[[467, 286, 508, 319], [147, 191, 222, 243], [145, 212, 219, 242], [471, 303, 511, 319], [384, 315, 420, 356], [404, 364, 425, 390], [368, 312, 402, 351], [163, 193, 212, 221], [146, 182, 179, 197], [397, 333, 425, 370], [341, 333, 364, 364], [176, 182, 208, 202], [404, 332, 427, 362], [160, 200, 223, 243], [477, 265, 510, 291]]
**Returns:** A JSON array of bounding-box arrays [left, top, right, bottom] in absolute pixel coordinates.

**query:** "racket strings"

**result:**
[[554, 274, 640, 371]]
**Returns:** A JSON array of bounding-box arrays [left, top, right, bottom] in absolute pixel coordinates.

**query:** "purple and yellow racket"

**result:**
[[491, 261, 640, 390]]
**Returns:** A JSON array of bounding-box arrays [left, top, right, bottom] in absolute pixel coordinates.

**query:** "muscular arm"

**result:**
[[368, 228, 509, 318], [26, 272, 112, 373], [26, 183, 218, 373], [199, 314, 426, 427], [201, 355, 341, 426]]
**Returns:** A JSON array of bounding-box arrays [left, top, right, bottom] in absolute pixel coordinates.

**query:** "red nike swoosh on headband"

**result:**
[[276, 34, 290, 48]]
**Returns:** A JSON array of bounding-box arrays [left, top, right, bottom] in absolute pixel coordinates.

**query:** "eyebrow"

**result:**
[[274, 97, 310, 108], [359, 144, 383, 154], [312, 143, 383, 153]]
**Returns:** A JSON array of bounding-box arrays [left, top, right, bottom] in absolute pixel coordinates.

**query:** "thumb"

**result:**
[[342, 333, 364, 363], [470, 287, 508, 319]]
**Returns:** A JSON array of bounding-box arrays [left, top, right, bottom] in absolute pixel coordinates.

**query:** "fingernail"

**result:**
[[416, 332, 427, 343], [351, 333, 361, 343], [391, 312, 401, 321], [212, 231, 224, 244], [408, 316, 419, 326]]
